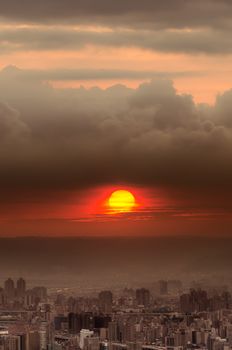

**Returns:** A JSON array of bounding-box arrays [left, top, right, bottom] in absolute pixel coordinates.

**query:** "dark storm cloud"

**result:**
[[1, 66, 232, 196], [0, 0, 232, 30], [1, 26, 232, 55]]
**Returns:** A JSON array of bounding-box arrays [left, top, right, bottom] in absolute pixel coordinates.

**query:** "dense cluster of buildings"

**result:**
[[0, 278, 47, 308], [0, 278, 232, 350], [180, 290, 232, 313]]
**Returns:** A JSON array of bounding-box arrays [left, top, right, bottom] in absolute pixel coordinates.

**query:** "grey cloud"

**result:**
[[0, 102, 29, 142], [0, 65, 198, 82], [0, 0, 232, 31], [214, 90, 232, 127], [1, 27, 232, 54], [1, 67, 232, 197]]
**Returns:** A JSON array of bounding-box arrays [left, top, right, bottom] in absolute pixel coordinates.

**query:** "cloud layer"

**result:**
[[1, 67, 232, 199], [1, 26, 232, 55], [1, 0, 232, 30], [1, 0, 232, 56]]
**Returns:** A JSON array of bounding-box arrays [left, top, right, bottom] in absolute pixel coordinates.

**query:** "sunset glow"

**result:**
[[0, 0, 232, 237]]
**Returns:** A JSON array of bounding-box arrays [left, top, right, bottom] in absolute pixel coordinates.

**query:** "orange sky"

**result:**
[[0, 185, 232, 237], [1, 5, 232, 237], [1, 42, 232, 104]]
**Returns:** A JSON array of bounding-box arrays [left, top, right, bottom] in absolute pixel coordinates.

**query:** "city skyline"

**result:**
[[0, 274, 232, 349]]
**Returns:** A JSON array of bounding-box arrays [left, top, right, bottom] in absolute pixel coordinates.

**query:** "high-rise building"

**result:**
[[0, 335, 21, 350], [226, 325, 232, 345], [4, 278, 15, 299], [222, 291, 232, 309], [99, 291, 113, 314], [17, 333, 27, 350], [17, 277, 26, 298], [159, 280, 168, 295], [0, 288, 7, 306], [68, 313, 82, 334], [180, 289, 209, 313], [108, 322, 119, 342], [24, 290, 36, 307], [100, 328, 107, 340], [122, 322, 136, 342], [27, 330, 40, 350], [94, 315, 111, 329], [82, 312, 94, 330], [40, 321, 49, 350], [135, 288, 150, 307], [32, 286, 47, 302], [180, 293, 191, 313], [54, 316, 68, 331]]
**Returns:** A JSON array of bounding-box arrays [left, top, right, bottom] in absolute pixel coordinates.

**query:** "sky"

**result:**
[[1, 0, 232, 236], [0, 237, 232, 287]]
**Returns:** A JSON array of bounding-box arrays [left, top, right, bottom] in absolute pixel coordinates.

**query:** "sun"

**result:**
[[108, 190, 136, 213]]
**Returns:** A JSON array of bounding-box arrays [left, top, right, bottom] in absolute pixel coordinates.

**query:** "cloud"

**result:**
[[1, 1, 232, 58], [0, 0, 232, 31], [0, 65, 196, 82], [0, 101, 29, 142], [1, 66, 232, 199], [1, 26, 232, 54]]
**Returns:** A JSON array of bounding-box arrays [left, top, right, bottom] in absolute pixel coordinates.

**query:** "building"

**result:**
[[180, 289, 209, 313], [84, 335, 100, 350], [80, 329, 94, 349], [4, 278, 15, 300], [68, 313, 82, 334], [16, 278, 26, 298], [99, 291, 113, 314], [135, 288, 150, 307], [40, 321, 49, 350], [159, 281, 168, 295], [108, 322, 119, 342], [27, 330, 40, 350]]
